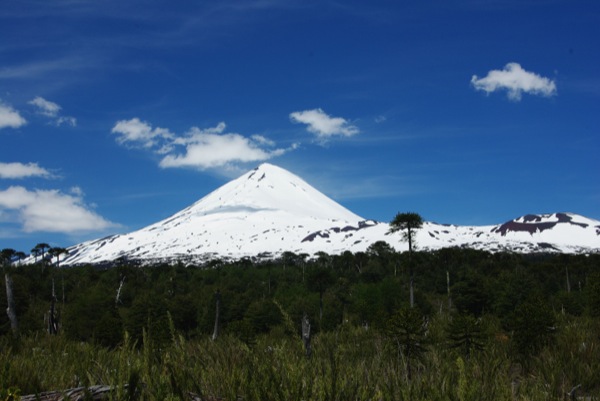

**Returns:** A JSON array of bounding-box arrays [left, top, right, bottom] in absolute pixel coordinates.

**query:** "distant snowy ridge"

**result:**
[[298, 212, 599, 255], [58, 164, 599, 266]]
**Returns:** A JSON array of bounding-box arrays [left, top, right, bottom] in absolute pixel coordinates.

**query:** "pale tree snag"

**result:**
[[47, 278, 59, 335], [5, 274, 19, 337], [302, 313, 311, 358], [116, 276, 126, 305], [447, 270, 452, 310], [212, 290, 221, 341]]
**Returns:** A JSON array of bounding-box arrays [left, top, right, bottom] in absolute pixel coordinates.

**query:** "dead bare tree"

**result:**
[[447, 270, 452, 310], [47, 278, 59, 335], [5, 273, 19, 337], [212, 290, 221, 341], [116, 276, 126, 305], [302, 313, 311, 358]]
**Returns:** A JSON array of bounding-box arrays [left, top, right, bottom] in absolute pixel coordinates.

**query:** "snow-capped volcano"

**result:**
[[63, 163, 366, 265], [61, 164, 599, 266], [175, 163, 362, 222]]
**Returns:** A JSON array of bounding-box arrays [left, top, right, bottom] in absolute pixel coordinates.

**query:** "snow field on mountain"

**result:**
[[59, 164, 599, 266]]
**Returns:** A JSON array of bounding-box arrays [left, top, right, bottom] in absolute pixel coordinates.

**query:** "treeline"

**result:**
[[1, 246, 600, 399], [2, 246, 599, 344]]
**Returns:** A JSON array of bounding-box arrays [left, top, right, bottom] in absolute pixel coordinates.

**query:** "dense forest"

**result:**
[[1, 245, 600, 400]]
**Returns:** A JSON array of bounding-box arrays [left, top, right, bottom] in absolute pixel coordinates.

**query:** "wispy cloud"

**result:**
[[308, 169, 424, 202], [0, 186, 118, 233], [251, 134, 276, 147], [0, 102, 27, 129], [28, 96, 77, 126], [0, 57, 88, 80], [0, 162, 54, 179], [565, 77, 600, 97], [112, 119, 292, 170], [471, 62, 557, 101], [290, 108, 359, 140], [0, 1, 301, 82]]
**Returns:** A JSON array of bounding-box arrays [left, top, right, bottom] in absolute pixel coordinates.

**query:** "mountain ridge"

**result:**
[[58, 163, 599, 266]]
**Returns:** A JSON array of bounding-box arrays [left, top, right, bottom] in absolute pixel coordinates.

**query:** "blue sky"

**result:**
[[1, 0, 599, 253]]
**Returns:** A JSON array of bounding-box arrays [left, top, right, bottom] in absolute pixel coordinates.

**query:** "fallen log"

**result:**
[[20, 385, 116, 401], [20, 386, 241, 401]]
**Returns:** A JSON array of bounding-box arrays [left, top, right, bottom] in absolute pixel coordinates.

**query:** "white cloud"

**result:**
[[0, 102, 27, 129], [57, 116, 77, 127], [290, 108, 359, 139], [29, 96, 61, 117], [28, 96, 77, 126], [70, 186, 84, 196], [113, 119, 290, 170], [0, 162, 53, 179], [0, 186, 118, 233], [170, 122, 227, 145], [112, 117, 174, 150], [471, 62, 557, 101], [160, 124, 287, 170]]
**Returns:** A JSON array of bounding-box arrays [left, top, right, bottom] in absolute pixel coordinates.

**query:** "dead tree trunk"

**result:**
[[5, 274, 19, 337], [319, 291, 323, 324], [115, 276, 126, 305], [447, 270, 452, 310], [302, 313, 311, 358], [211, 290, 221, 341], [48, 278, 59, 335], [407, 229, 415, 308]]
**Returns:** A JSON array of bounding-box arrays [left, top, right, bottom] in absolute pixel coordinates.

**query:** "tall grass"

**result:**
[[2, 315, 599, 400]]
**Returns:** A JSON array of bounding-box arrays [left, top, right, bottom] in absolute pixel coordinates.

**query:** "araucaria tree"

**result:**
[[446, 313, 485, 358], [32, 243, 50, 262], [48, 247, 68, 267], [387, 306, 428, 381], [388, 212, 423, 308]]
